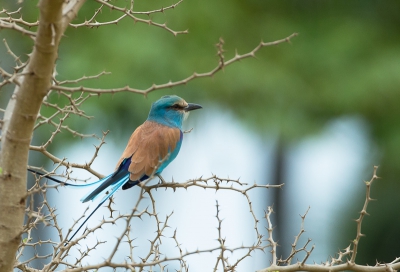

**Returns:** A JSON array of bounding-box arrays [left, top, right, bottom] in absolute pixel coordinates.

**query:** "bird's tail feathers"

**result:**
[[80, 171, 129, 203], [29, 168, 133, 243], [98, 175, 130, 203], [27, 169, 104, 187], [69, 173, 130, 242], [66, 196, 107, 243]]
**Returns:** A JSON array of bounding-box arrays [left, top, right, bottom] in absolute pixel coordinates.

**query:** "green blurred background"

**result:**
[[2, 0, 400, 267]]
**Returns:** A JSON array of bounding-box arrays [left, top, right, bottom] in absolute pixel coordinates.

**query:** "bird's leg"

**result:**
[[156, 173, 167, 184]]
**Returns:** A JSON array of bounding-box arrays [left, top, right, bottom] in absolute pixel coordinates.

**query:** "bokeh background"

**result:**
[[1, 0, 400, 270]]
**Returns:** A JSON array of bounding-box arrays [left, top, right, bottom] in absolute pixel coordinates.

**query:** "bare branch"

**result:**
[[350, 166, 379, 263], [67, 0, 188, 36], [3, 0, 391, 270], [0, 20, 37, 37], [50, 33, 297, 95], [282, 206, 311, 265]]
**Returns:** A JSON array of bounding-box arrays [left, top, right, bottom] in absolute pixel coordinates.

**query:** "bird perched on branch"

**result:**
[[29, 95, 202, 242]]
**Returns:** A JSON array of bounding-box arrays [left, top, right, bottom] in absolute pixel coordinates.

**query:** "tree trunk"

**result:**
[[0, 1, 84, 270]]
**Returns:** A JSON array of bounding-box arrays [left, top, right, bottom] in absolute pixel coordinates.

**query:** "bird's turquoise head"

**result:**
[[147, 95, 202, 129]]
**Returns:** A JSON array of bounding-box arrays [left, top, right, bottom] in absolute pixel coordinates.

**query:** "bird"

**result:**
[[29, 95, 202, 242]]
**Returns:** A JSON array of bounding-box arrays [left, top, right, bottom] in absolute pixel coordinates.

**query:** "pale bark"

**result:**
[[0, 1, 85, 271]]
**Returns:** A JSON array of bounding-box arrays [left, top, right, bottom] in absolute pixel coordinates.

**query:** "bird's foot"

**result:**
[[156, 174, 167, 185]]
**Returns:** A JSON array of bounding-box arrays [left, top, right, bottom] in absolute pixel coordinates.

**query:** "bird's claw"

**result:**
[[156, 174, 167, 186]]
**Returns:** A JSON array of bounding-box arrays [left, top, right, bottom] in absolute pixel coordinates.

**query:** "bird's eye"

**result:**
[[171, 104, 181, 109]]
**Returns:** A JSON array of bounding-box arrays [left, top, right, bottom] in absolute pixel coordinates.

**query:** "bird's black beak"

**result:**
[[185, 103, 202, 112]]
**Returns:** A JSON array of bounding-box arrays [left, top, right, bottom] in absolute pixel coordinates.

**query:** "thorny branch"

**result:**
[[2, 1, 396, 272], [20, 171, 279, 271], [18, 165, 397, 272], [350, 166, 379, 263], [257, 166, 400, 272], [68, 0, 188, 36], [49, 33, 298, 96], [282, 206, 313, 266]]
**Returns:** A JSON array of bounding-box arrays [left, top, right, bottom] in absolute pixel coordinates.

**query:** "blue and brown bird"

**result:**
[[29, 95, 202, 241]]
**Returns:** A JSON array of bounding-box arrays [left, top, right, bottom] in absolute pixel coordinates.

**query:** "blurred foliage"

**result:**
[[2, 0, 400, 265]]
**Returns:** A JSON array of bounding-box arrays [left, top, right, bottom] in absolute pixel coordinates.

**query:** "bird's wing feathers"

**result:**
[[47, 121, 181, 243], [115, 121, 181, 181]]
